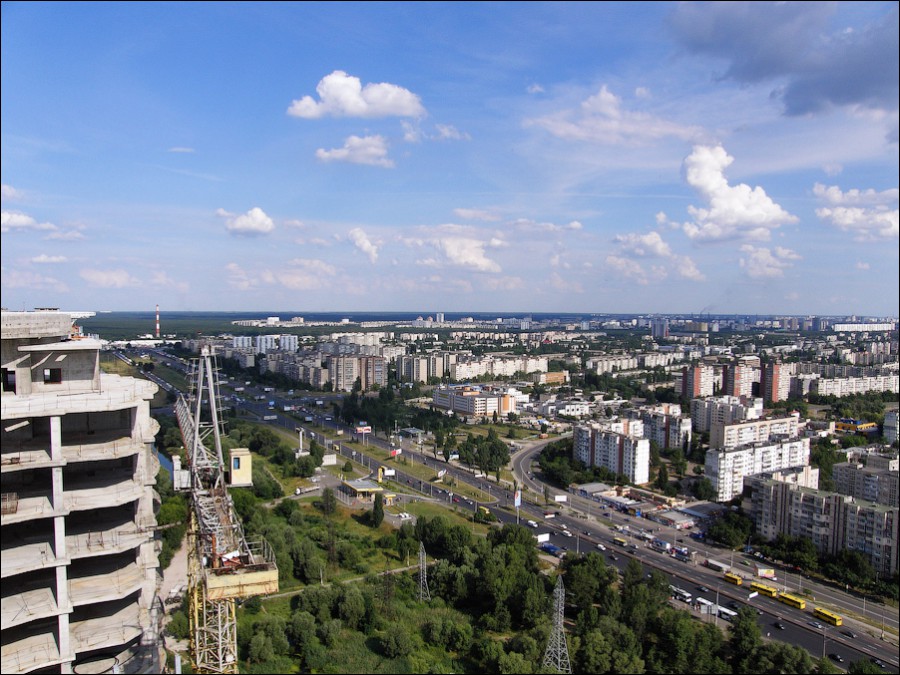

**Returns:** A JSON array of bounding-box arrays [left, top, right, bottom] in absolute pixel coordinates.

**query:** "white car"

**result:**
[[527, 520, 539, 528], [561, 530, 573, 537], [596, 543, 607, 551]]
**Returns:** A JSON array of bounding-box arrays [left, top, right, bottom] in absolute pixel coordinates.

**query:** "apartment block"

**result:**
[[705, 436, 810, 501], [573, 423, 650, 484], [833, 459, 899, 508], [760, 361, 792, 403], [710, 415, 800, 450], [885, 411, 898, 445], [750, 479, 898, 577], [1, 311, 161, 674], [681, 364, 715, 398], [431, 386, 516, 419], [691, 395, 763, 433], [722, 362, 756, 398]]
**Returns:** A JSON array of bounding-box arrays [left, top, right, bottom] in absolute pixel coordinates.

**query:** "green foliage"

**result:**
[[380, 622, 417, 658], [371, 493, 384, 528], [319, 487, 337, 515], [166, 610, 190, 640], [706, 509, 753, 549]]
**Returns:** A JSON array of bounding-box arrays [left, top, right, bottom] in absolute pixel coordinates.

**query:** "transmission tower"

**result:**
[[542, 575, 571, 674], [417, 542, 431, 602]]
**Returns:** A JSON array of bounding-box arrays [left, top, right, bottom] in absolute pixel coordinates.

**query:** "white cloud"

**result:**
[[614, 231, 672, 258], [276, 258, 338, 290], [348, 227, 378, 263], [45, 229, 85, 241], [549, 271, 583, 293], [150, 271, 189, 294], [2, 184, 24, 202], [167, 146, 195, 153], [525, 85, 703, 146], [681, 145, 798, 242], [610, 230, 706, 282], [218, 207, 275, 236], [31, 254, 67, 264], [225, 262, 258, 291], [856, 261, 870, 270], [79, 268, 139, 288], [606, 254, 650, 285], [453, 208, 502, 222], [434, 124, 470, 141], [405, 226, 503, 273], [287, 70, 425, 119], [813, 182, 899, 241], [527, 83, 544, 94], [512, 218, 583, 234], [316, 135, 394, 168], [739, 244, 801, 279], [1, 210, 57, 233], [401, 121, 423, 143], [1, 267, 68, 292]]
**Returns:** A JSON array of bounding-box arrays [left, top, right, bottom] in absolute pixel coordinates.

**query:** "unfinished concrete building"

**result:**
[[1, 310, 161, 674]]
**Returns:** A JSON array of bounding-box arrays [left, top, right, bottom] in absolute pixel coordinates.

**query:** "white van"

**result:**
[[527, 520, 539, 528]]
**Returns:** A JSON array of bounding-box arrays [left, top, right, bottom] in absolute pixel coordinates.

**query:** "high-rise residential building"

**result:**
[[722, 362, 756, 398], [650, 318, 669, 339], [1, 310, 161, 674], [885, 411, 899, 445], [705, 436, 810, 501], [760, 360, 792, 403], [681, 364, 715, 398], [690, 395, 763, 433], [573, 423, 650, 484], [710, 415, 800, 450], [832, 458, 899, 508], [750, 479, 898, 577]]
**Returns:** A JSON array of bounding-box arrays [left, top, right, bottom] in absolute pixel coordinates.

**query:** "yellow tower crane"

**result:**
[[174, 347, 278, 673]]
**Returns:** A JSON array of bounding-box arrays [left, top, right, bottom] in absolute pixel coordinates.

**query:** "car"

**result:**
[[774, 622, 785, 630], [561, 530, 573, 537], [842, 630, 857, 639], [828, 654, 844, 663], [808, 621, 824, 630], [597, 543, 607, 551], [728, 601, 740, 610], [870, 658, 886, 669], [582, 529, 591, 536], [527, 520, 539, 528], [697, 586, 710, 593], [630, 543, 639, 549], [608, 554, 619, 561]]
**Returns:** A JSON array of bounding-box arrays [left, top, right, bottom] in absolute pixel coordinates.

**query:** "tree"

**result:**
[[319, 488, 337, 516], [371, 493, 384, 528]]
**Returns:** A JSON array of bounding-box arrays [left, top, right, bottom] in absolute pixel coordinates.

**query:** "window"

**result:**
[[43, 368, 62, 384], [2, 368, 16, 393], [233, 457, 241, 470]]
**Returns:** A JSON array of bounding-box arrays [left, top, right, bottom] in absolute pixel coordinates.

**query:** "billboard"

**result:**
[[390, 448, 402, 457], [553, 494, 568, 503], [514, 490, 522, 508], [355, 425, 372, 434]]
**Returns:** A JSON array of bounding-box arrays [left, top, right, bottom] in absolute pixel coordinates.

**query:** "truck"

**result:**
[[651, 538, 671, 553], [705, 559, 730, 574], [233, 386, 245, 392], [263, 387, 275, 392], [263, 415, 277, 421], [539, 542, 565, 558], [283, 404, 295, 412]]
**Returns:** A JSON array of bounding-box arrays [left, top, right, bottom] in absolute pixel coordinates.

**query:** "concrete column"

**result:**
[[58, 613, 72, 673]]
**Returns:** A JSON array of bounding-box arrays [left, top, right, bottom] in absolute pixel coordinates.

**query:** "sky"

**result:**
[[2, 1, 898, 316]]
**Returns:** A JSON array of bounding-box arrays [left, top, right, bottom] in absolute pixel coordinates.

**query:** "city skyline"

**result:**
[[1, 2, 898, 315]]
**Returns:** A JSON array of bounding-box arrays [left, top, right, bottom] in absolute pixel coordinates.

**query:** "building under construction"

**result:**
[[1, 310, 162, 673]]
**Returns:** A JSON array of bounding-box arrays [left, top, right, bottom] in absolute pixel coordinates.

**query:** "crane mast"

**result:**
[[174, 347, 278, 673]]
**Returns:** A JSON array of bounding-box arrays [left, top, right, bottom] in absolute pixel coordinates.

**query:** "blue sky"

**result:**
[[2, 1, 897, 316]]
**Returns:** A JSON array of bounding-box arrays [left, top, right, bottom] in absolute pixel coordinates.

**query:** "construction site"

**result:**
[[1, 310, 162, 674]]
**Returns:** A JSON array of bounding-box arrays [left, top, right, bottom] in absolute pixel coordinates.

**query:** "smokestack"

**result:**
[[155, 304, 160, 339]]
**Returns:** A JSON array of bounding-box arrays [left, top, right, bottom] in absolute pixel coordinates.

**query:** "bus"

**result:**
[[613, 537, 628, 547], [750, 581, 779, 598], [777, 593, 806, 610], [724, 572, 743, 586], [668, 585, 692, 603], [813, 608, 843, 626], [718, 606, 738, 622]]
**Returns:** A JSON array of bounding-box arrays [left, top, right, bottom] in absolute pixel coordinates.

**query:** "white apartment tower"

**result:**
[[573, 423, 650, 484], [1, 311, 161, 674]]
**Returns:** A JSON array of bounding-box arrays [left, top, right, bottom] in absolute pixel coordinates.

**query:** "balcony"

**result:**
[[0, 624, 72, 674], [64, 475, 144, 513], [1, 586, 67, 631], [69, 561, 145, 607], [71, 601, 143, 655]]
